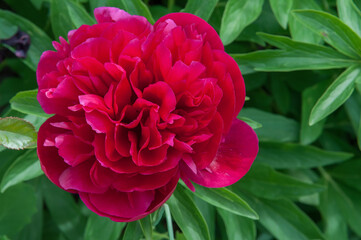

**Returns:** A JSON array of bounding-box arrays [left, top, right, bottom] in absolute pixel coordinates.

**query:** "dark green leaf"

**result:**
[[42, 178, 86, 240], [292, 10, 361, 58], [237, 164, 325, 199], [300, 79, 330, 145], [184, 183, 258, 219], [257, 142, 353, 169], [0, 149, 43, 193], [10, 90, 49, 118], [238, 108, 299, 142], [310, 66, 361, 125], [50, 0, 75, 39], [121, 0, 155, 24], [329, 158, 361, 192], [0, 184, 37, 237], [344, 93, 361, 150], [0, 10, 52, 71], [167, 186, 210, 240], [0, 19, 17, 39], [220, 0, 264, 45], [123, 222, 142, 240], [84, 213, 125, 240], [182, 0, 218, 21], [270, 78, 291, 114], [269, 0, 293, 28], [139, 215, 152, 240], [0, 117, 37, 150], [337, 0, 361, 37]]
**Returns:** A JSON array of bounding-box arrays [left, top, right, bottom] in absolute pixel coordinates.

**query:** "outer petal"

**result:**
[[155, 12, 224, 51], [182, 119, 258, 188]]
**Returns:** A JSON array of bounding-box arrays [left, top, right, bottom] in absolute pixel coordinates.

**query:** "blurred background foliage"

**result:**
[[0, 0, 361, 239]]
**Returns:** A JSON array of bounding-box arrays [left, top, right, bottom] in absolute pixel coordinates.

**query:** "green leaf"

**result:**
[[122, 221, 142, 240], [257, 142, 353, 169], [0, 117, 37, 150], [10, 90, 49, 118], [50, 0, 75, 39], [237, 116, 262, 129], [84, 213, 125, 240], [238, 108, 299, 142], [292, 10, 361, 58], [344, 93, 361, 151], [42, 178, 86, 240], [269, 0, 293, 28], [232, 34, 356, 73], [329, 158, 361, 192], [193, 197, 216, 240], [300, 79, 330, 145], [0, 149, 43, 193], [139, 215, 152, 240], [66, 0, 96, 28], [310, 66, 361, 125], [121, 0, 155, 24], [183, 183, 258, 219], [182, 0, 218, 21], [0, 184, 37, 237], [217, 209, 256, 240], [220, 0, 264, 45], [270, 78, 291, 114], [240, 192, 325, 240], [0, 18, 17, 39], [167, 186, 210, 240], [0, 10, 52, 71], [337, 0, 361, 37], [237, 164, 325, 199]]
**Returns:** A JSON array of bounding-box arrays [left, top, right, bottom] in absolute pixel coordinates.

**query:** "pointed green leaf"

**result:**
[[182, 0, 218, 21], [84, 213, 125, 240], [337, 0, 361, 37], [0, 117, 37, 150], [10, 90, 50, 118], [269, 0, 293, 28], [310, 66, 361, 125], [292, 10, 361, 58], [123, 221, 142, 240], [329, 158, 361, 192], [183, 182, 258, 219], [167, 186, 210, 240], [257, 142, 353, 169], [237, 164, 325, 199], [0, 10, 52, 71], [121, 0, 155, 24], [344, 93, 361, 151], [220, 0, 264, 45], [217, 208, 256, 240], [139, 215, 152, 240], [237, 117, 262, 129], [238, 108, 299, 142], [66, 0, 96, 28], [300, 80, 330, 145], [50, 0, 75, 38], [0, 184, 37, 237], [0, 149, 43, 193], [0, 18, 17, 39]]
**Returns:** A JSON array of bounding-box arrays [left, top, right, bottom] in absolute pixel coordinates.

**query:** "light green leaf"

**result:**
[[269, 0, 293, 29], [239, 192, 325, 240], [337, 0, 361, 37], [42, 178, 86, 240], [0, 184, 37, 237], [217, 209, 256, 240], [220, 0, 264, 45], [84, 213, 125, 240], [310, 66, 361, 125], [50, 0, 75, 38], [10, 90, 49, 118], [0, 10, 52, 71], [292, 10, 361, 58], [66, 0, 96, 28], [121, 0, 155, 24], [0, 149, 43, 193], [183, 183, 258, 219], [237, 164, 325, 199], [193, 197, 216, 240], [167, 186, 210, 240], [182, 0, 218, 21], [237, 117, 262, 129], [238, 108, 299, 142], [300, 80, 330, 145], [0, 19, 17, 39], [0, 117, 37, 150], [257, 142, 353, 169]]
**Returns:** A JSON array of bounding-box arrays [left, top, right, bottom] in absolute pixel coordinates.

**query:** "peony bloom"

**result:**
[[37, 7, 258, 222]]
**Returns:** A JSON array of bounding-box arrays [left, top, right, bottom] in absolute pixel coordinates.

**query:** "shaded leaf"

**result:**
[[66, 0, 96, 28], [122, 221, 142, 240], [0, 19, 17, 39], [121, 0, 155, 24], [182, 0, 218, 21], [139, 215, 152, 240], [84, 213, 125, 240], [50, 0, 75, 39], [0, 117, 37, 150]]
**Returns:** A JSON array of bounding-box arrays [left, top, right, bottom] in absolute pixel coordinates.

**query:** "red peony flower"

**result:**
[[37, 7, 259, 222]]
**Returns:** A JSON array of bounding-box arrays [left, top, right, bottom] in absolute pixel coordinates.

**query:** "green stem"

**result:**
[[164, 204, 174, 240], [168, 0, 175, 11]]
